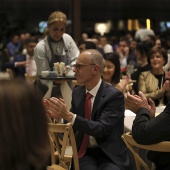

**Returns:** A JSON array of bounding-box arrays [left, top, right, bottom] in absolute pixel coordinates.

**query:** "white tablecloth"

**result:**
[[124, 106, 166, 133]]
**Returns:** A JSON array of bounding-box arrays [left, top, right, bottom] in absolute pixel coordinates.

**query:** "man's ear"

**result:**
[[92, 64, 99, 74]]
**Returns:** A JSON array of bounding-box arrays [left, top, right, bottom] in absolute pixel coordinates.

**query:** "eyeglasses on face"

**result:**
[[73, 64, 96, 70]]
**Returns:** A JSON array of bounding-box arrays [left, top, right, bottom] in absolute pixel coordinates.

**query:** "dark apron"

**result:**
[[35, 36, 72, 98], [47, 36, 72, 98], [47, 36, 71, 70]]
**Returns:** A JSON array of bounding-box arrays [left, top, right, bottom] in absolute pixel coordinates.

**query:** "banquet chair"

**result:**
[[47, 164, 66, 170], [48, 122, 79, 170], [6, 68, 14, 79], [0, 71, 11, 80], [122, 132, 170, 170]]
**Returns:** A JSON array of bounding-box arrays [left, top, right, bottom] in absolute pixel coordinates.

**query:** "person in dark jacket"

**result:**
[[125, 71, 170, 170]]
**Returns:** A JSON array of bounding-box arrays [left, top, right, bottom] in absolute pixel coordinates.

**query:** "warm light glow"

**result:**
[[128, 19, 132, 31], [135, 19, 139, 30], [146, 19, 151, 29], [117, 20, 125, 30], [128, 19, 139, 31], [94, 22, 111, 35]]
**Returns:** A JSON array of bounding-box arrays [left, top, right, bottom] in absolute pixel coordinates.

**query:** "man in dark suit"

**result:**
[[45, 49, 132, 170], [2, 38, 37, 77], [125, 71, 170, 170]]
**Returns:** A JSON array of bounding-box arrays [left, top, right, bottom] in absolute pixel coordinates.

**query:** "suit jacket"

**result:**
[[2, 54, 26, 77], [71, 80, 132, 170], [138, 71, 164, 100], [138, 71, 168, 106], [132, 103, 170, 167]]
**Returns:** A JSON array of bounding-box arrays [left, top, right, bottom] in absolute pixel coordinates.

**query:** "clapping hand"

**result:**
[[125, 91, 156, 118], [43, 97, 69, 122]]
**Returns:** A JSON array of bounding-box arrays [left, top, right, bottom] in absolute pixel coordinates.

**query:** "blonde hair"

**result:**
[[48, 11, 67, 26], [43, 11, 67, 37]]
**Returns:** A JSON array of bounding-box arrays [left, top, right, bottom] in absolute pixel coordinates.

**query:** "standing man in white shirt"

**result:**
[[135, 18, 155, 41]]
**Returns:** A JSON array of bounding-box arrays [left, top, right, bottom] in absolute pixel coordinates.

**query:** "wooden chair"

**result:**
[[48, 122, 79, 170], [0, 71, 11, 80], [24, 73, 37, 84], [47, 164, 66, 170], [122, 132, 170, 170], [6, 68, 14, 79]]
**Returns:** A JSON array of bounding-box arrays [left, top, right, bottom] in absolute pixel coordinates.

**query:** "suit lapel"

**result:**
[[91, 81, 106, 119], [74, 86, 86, 117]]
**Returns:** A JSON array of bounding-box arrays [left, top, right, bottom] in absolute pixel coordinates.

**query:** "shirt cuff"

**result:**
[[14, 62, 17, 67], [70, 114, 76, 125]]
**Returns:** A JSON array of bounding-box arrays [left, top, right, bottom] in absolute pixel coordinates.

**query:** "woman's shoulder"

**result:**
[[140, 71, 157, 82], [62, 33, 74, 41], [34, 38, 48, 51], [140, 71, 153, 77], [36, 38, 46, 46]]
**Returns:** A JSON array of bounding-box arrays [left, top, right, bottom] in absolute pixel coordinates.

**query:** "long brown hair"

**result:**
[[0, 79, 50, 170]]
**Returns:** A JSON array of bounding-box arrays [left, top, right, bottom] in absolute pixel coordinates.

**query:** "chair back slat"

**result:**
[[48, 123, 79, 170], [122, 132, 170, 170]]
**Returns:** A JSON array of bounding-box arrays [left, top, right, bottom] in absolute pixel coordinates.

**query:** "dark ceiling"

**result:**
[[1, 0, 170, 38], [1, 0, 170, 20]]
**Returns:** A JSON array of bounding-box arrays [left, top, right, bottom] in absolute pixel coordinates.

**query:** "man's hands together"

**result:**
[[125, 91, 156, 119]]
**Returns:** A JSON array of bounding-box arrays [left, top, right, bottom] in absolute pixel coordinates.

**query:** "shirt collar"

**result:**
[[86, 78, 102, 97]]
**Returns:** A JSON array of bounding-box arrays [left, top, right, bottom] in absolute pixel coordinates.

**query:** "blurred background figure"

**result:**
[[6, 33, 22, 58], [2, 37, 38, 77], [131, 40, 153, 94], [155, 37, 162, 48], [81, 33, 89, 41], [146, 34, 156, 46], [0, 44, 11, 71], [78, 40, 97, 53], [135, 18, 155, 41], [19, 32, 31, 55], [0, 79, 50, 170], [116, 37, 130, 70], [98, 35, 113, 53], [127, 39, 138, 69]]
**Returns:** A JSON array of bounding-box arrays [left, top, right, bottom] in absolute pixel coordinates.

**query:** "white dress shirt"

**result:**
[[71, 78, 102, 147], [26, 54, 37, 76]]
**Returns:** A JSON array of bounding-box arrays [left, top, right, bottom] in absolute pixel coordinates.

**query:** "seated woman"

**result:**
[[102, 52, 130, 94], [138, 46, 169, 106], [0, 79, 50, 170]]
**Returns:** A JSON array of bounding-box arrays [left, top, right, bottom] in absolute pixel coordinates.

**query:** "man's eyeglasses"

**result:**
[[73, 64, 96, 70]]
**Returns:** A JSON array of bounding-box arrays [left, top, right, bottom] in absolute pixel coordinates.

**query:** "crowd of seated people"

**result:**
[[2, 14, 170, 170], [1, 37, 38, 78], [1, 22, 170, 95], [0, 31, 40, 78]]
